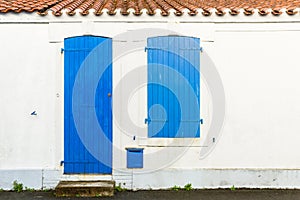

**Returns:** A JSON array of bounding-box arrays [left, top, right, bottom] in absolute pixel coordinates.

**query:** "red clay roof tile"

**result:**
[[0, 0, 300, 16]]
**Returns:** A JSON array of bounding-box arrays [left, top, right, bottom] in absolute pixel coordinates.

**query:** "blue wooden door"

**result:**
[[64, 36, 112, 174], [147, 36, 200, 138]]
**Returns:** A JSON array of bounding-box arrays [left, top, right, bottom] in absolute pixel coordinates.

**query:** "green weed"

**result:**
[[230, 185, 236, 191], [13, 181, 23, 193], [184, 183, 193, 191], [25, 187, 35, 192], [171, 185, 181, 191], [115, 185, 126, 192]]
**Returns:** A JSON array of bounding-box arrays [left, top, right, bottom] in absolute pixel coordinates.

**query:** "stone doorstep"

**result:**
[[55, 180, 115, 197]]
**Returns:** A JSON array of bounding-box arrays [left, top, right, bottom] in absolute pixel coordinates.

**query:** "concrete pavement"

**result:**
[[1, 189, 300, 200]]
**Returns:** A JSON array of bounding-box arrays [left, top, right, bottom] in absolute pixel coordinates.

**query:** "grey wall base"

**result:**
[[0, 169, 61, 190], [1, 169, 300, 190], [115, 169, 300, 190]]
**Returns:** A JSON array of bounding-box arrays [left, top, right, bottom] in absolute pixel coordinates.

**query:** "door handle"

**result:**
[[108, 93, 112, 97]]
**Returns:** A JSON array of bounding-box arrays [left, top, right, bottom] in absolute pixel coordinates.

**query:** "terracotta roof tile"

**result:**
[[0, 0, 300, 16]]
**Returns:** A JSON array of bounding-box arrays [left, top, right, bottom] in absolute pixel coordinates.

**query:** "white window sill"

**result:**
[[137, 138, 208, 147]]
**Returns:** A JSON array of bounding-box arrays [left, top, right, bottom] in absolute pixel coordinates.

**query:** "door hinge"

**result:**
[[145, 118, 150, 124], [180, 119, 204, 124]]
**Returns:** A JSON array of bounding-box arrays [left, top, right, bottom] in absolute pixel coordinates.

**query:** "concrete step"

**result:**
[[55, 180, 115, 197]]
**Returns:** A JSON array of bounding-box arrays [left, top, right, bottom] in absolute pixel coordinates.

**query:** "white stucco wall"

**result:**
[[0, 23, 58, 169], [0, 13, 300, 189]]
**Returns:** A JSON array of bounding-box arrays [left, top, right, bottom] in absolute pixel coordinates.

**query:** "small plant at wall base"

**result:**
[[0, 188, 4, 192], [230, 185, 236, 191], [115, 184, 126, 192], [184, 183, 193, 191], [13, 181, 23, 192], [25, 187, 35, 192], [171, 185, 181, 191]]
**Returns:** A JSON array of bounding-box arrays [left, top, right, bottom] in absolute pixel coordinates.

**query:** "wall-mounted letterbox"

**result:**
[[126, 148, 144, 168]]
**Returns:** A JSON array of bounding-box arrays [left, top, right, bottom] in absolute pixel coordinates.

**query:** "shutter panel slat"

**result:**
[[147, 36, 200, 138]]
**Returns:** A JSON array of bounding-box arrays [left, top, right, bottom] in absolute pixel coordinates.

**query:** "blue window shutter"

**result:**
[[64, 36, 112, 174], [147, 36, 200, 138]]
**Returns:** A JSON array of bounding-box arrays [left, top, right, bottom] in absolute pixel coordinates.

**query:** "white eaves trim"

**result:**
[[0, 8, 300, 23]]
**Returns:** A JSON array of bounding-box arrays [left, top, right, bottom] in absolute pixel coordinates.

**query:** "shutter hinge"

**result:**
[[200, 119, 204, 124], [146, 118, 202, 124], [60, 160, 64, 166], [61, 48, 64, 54], [145, 47, 203, 52], [145, 47, 160, 51], [145, 47, 160, 52]]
